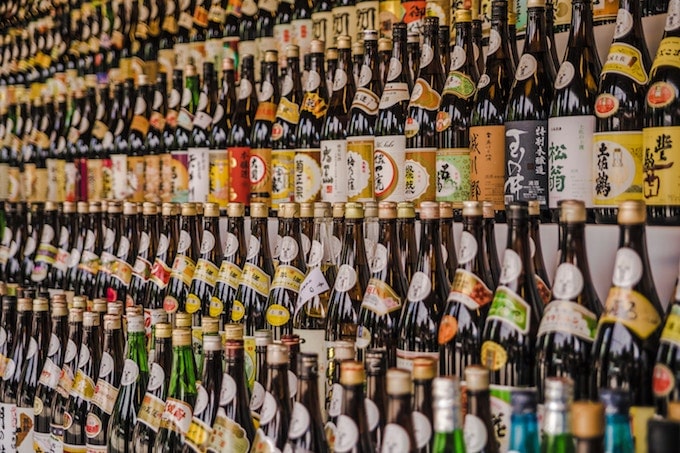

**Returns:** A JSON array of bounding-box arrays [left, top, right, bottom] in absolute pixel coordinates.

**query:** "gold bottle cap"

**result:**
[[310, 40, 325, 54], [345, 202, 364, 219], [340, 360, 366, 386], [285, 45, 300, 59], [93, 299, 108, 313], [181, 202, 197, 216], [104, 314, 122, 330], [334, 341, 356, 361], [364, 201, 378, 219], [185, 63, 197, 77], [69, 308, 84, 323], [107, 200, 122, 213], [378, 201, 397, 219], [255, 329, 273, 346], [560, 200, 586, 223], [204, 202, 220, 217], [397, 202, 416, 219], [204, 335, 223, 351], [33, 298, 49, 312], [222, 57, 234, 71], [251, 202, 269, 218], [464, 365, 489, 391], [618, 200, 646, 225], [162, 202, 175, 216], [279, 202, 300, 219], [333, 202, 346, 218], [528, 200, 540, 216], [327, 46, 339, 60], [527, 0, 546, 7], [63, 201, 76, 213], [52, 294, 67, 304], [89, 201, 102, 213], [352, 41, 364, 56], [123, 202, 138, 215], [572, 401, 605, 438], [45, 201, 59, 211], [138, 74, 149, 86], [482, 202, 495, 219], [224, 323, 244, 340], [455, 8, 473, 22], [77, 201, 89, 213], [267, 343, 289, 365], [669, 401, 680, 421], [107, 301, 124, 316], [227, 202, 245, 217], [386, 368, 412, 395], [127, 314, 145, 332], [173, 329, 192, 346], [439, 201, 454, 219], [175, 312, 192, 328], [412, 357, 437, 380], [463, 200, 483, 217], [83, 312, 100, 327], [202, 317, 219, 334], [420, 201, 440, 220], [155, 322, 173, 338], [337, 35, 351, 49], [142, 202, 158, 215], [72, 296, 87, 310], [314, 201, 332, 218], [300, 202, 314, 218], [265, 50, 278, 63], [378, 38, 392, 52], [408, 32, 420, 43], [52, 303, 68, 317]]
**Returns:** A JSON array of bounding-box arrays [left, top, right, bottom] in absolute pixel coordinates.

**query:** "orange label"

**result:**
[[171, 254, 197, 287], [145, 154, 162, 202], [254, 101, 277, 122], [469, 125, 506, 211]]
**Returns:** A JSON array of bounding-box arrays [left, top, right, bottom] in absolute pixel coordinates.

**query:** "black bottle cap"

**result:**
[[647, 418, 680, 453]]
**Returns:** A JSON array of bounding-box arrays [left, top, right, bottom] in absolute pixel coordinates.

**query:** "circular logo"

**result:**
[[334, 415, 359, 453], [34, 396, 44, 416], [408, 271, 432, 301], [404, 117, 420, 138], [458, 231, 479, 265], [333, 69, 348, 91], [552, 263, 584, 300], [595, 93, 620, 118], [250, 381, 265, 411], [271, 122, 284, 140], [450, 46, 466, 71], [85, 413, 102, 437], [653, 363, 675, 397], [259, 81, 274, 102], [239, 79, 253, 100], [163, 295, 179, 314], [279, 236, 299, 263], [194, 385, 209, 416], [247, 236, 261, 260], [231, 300, 245, 321], [612, 247, 643, 288], [647, 81, 675, 108], [200, 230, 216, 254], [355, 325, 372, 349], [387, 57, 402, 82], [288, 402, 311, 439], [358, 65, 372, 87], [420, 43, 434, 68], [435, 111, 451, 132], [488, 29, 501, 55], [464, 414, 489, 451], [335, 264, 358, 292], [515, 54, 538, 81], [147, 363, 165, 391], [99, 352, 114, 378], [63, 411, 73, 430], [121, 359, 140, 386], [220, 374, 237, 405], [477, 74, 491, 89], [305, 70, 321, 92], [177, 230, 191, 253], [48, 334, 60, 356], [364, 398, 380, 431], [614, 9, 633, 39], [413, 411, 433, 449], [370, 243, 388, 274], [307, 240, 323, 268], [266, 304, 291, 327], [555, 61, 575, 90], [224, 232, 239, 257], [499, 249, 523, 284], [382, 424, 412, 451]]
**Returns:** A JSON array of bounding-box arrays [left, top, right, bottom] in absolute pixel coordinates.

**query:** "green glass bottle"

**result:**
[[431, 377, 466, 453], [541, 378, 575, 453]]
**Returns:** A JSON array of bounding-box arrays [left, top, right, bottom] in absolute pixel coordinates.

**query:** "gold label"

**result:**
[[601, 43, 649, 85], [241, 263, 271, 296], [601, 287, 662, 340], [346, 137, 374, 202], [642, 126, 680, 205], [404, 148, 437, 205], [593, 131, 644, 206], [271, 265, 305, 292]]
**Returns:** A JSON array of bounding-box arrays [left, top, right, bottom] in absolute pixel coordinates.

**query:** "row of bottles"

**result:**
[[2, 195, 680, 450], [1, 0, 680, 223]]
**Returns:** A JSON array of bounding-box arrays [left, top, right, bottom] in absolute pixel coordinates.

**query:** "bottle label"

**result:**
[[442, 72, 476, 99], [601, 287, 662, 340], [409, 79, 441, 111], [292, 19, 314, 57], [547, 115, 597, 208], [486, 286, 531, 334], [192, 258, 220, 288], [375, 135, 406, 202], [345, 137, 375, 202], [334, 414, 360, 453], [407, 271, 432, 302], [226, 146, 251, 205], [170, 254, 197, 287], [601, 43, 649, 85], [38, 358, 62, 390], [186, 414, 212, 451], [170, 150, 190, 203], [436, 147, 470, 203], [160, 397, 193, 436], [361, 278, 402, 316], [271, 264, 306, 294], [652, 37, 680, 72], [288, 401, 311, 439], [276, 98, 301, 126], [335, 264, 358, 293], [402, 0, 426, 35], [592, 131, 643, 206], [332, 5, 358, 43], [382, 424, 413, 451], [241, 262, 271, 297], [463, 413, 490, 453], [380, 82, 410, 109], [91, 378, 120, 416], [404, 147, 437, 204], [642, 126, 680, 205], [215, 260, 242, 294], [188, 147, 211, 203], [447, 268, 494, 311], [320, 140, 348, 203], [352, 88, 380, 115], [396, 349, 439, 372], [70, 370, 96, 402], [78, 250, 101, 277], [295, 149, 322, 202], [250, 147, 273, 204], [272, 149, 296, 210], [660, 304, 680, 347], [538, 300, 598, 341], [208, 149, 230, 208], [15, 406, 34, 452], [504, 120, 549, 208], [137, 392, 166, 433], [469, 125, 506, 211], [208, 411, 251, 452], [412, 410, 433, 449], [297, 267, 331, 307]]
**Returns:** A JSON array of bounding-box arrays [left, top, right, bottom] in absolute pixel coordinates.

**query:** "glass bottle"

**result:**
[[30, 201, 61, 288], [397, 201, 446, 370], [231, 203, 276, 334], [146, 202, 180, 311], [145, 70, 167, 204], [548, 0, 601, 214], [464, 365, 499, 453], [127, 76, 150, 203], [396, 201, 418, 282], [356, 201, 408, 366], [126, 202, 159, 308], [600, 389, 634, 453], [208, 57, 235, 209], [378, 37, 392, 87], [439, 202, 457, 283], [592, 200, 663, 407], [380, 368, 417, 453], [255, 343, 293, 450], [541, 377, 575, 453], [93, 200, 123, 300], [481, 202, 544, 387], [482, 201, 501, 288], [108, 202, 141, 303], [572, 401, 605, 453], [655, 256, 680, 414], [405, 16, 444, 206], [412, 357, 436, 453], [374, 22, 412, 204], [153, 329, 198, 452], [469, 0, 515, 217], [132, 323, 173, 452], [324, 340, 356, 440], [107, 315, 150, 452], [529, 200, 552, 303], [431, 376, 466, 453], [365, 348, 388, 449], [172, 64, 198, 203], [74, 201, 104, 300], [312, 0, 333, 49], [508, 390, 540, 453], [188, 62, 217, 204], [592, 0, 652, 224], [536, 200, 602, 401], [439, 200, 495, 378], [334, 360, 374, 453], [48, 201, 76, 290], [292, 0, 314, 57]]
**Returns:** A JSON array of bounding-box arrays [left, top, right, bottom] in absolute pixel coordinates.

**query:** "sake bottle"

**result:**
[[508, 390, 540, 453], [126, 202, 160, 308], [431, 376, 466, 453], [655, 258, 680, 414], [380, 368, 417, 453], [365, 348, 388, 448], [255, 343, 293, 450], [572, 401, 605, 453], [541, 377, 575, 453], [188, 62, 217, 203], [412, 357, 436, 452], [600, 389, 634, 453], [208, 58, 235, 209], [463, 365, 499, 453], [334, 360, 374, 453], [528, 200, 552, 304], [146, 202, 180, 312], [397, 201, 418, 282]]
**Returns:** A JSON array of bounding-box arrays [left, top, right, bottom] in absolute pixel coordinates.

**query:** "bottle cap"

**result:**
[[127, 314, 144, 332], [69, 308, 84, 323], [127, 305, 143, 317], [572, 401, 605, 439], [412, 357, 437, 380], [333, 341, 356, 361], [314, 202, 331, 218], [265, 50, 278, 63], [464, 365, 489, 391], [439, 201, 454, 219], [251, 202, 269, 218], [204, 202, 220, 217], [104, 314, 122, 330], [227, 202, 245, 217], [52, 303, 68, 317], [669, 401, 680, 421], [398, 202, 416, 219], [77, 201, 89, 213], [340, 360, 365, 386], [162, 202, 175, 216], [378, 201, 397, 219], [386, 368, 412, 395], [83, 312, 100, 327], [63, 201, 76, 213], [506, 201, 529, 220], [286, 45, 300, 58], [181, 202, 197, 216], [143, 202, 158, 215], [528, 200, 540, 216], [310, 40, 325, 54], [52, 294, 67, 303], [463, 200, 483, 217], [72, 296, 88, 310], [297, 352, 319, 378], [222, 57, 235, 71], [352, 41, 364, 56], [364, 201, 378, 219], [108, 301, 124, 316], [363, 29, 378, 41], [93, 299, 108, 313], [281, 334, 301, 348], [527, 0, 546, 8], [420, 201, 440, 220], [345, 202, 364, 219], [202, 317, 219, 334], [327, 46, 339, 59], [378, 38, 392, 52], [618, 200, 646, 225], [511, 389, 538, 414], [279, 202, 300, 219], [196, 203, 205, 217], [224, 323, 244, 340], [173, 329, 192, 346], [407, 32, 420, 43], [45, 201, 59, 211], [255, 329, 273, 346], [559, 200, 586, 223], [267, 343, 289, 365], [365, 348, 387, 375], [108, 200, 122, 213], [124, 202, 138, 215], [455, 8, 473, 22], [599, 388, 630, 415], [155, 322, 173, 338], [647, 418, 680, 451], [333, 202, 346, 218], [18, 297, 33, 311], [204, 335, 223, 351], [33, 298, 49, 312], [175, 312, 192, 328], [300, 202, 314, 218]]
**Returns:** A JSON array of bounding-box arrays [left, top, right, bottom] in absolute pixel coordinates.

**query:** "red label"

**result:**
[[595, 94, 619, 118], [228, 146, 251, 204], [647, 82, 675, 108], [653, 363, 675, 397], [151, 259, 172, 285], [402, 0, 426, 24]]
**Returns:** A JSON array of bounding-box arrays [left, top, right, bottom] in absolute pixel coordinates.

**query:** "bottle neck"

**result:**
[[155, 337, 173, 371], [453, 21, 475, 73], [413, 378, 432, 414], [418, 218, 444, 275], [170, 344, 197, 397], [604, 413, 634, 447], [509, 411, 540, 450], [524, 6, 548, 54], [420, 26, 442, 76], [267, 363, 291, 400], [386, 393, 413, 425], [298, 371, 323, 418], [569, 0, 597, 49]]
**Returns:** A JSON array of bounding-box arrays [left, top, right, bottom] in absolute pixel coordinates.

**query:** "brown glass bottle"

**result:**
[[334, 360, 374, 453], [93, 200, 123, 300], [381, 369, 417, 453], [365, 348, 388, 449], [146, 203, 180, 311], [74, 201, 104, 299], [396, 201, 418, 282], [464, 365, 500, 453], [255, 344, 293, 450], [412, 358, 436, 453], [439, 202, 458, 283], [529, 200, 552, 304], [127, 202, 160, 308], [108, 202, 141, 304]]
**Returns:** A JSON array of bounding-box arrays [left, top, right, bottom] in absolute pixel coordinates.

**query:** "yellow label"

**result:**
[[193, 259, 220, 287], [602, 43, 649, 85], [217, 261, 242, 290], [209, 296, 225, 318], [271, 265, 305, 292], [137, 393, 165, 431], [593, 131, 644, 206], [250, 147, 272, 204], [346, 137, 374, 202], [70, 371, 95, 401], [362, 278, 402, 316], [208, 414, 250, 453], [642, 126, 680, 205], [87, 159, 105, 201], [480, 340, 508, 371], [266, 303, 291, 326], [231, 300, 246, 321], [405, 148, 437, 206], [295, 149, 322, 202], [241, 263, 271, 296], [660, 305, 680, 347], [208, 149, 230, 208], [600, 287, 663, 340], [186, 294, 203, 314], [186, 417, 211, 451], [300, 92, 328, 118], [272, 150, 295, 210], [276, 97, 300, 124], [171, 255, 197, 286], [652, 37, 680, 71]]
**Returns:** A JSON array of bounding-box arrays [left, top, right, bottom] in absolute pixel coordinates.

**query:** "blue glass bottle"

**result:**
[[600, 388, 634, 453], [508, 390, 540, 453]]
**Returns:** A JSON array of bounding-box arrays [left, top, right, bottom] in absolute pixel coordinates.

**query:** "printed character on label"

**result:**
[[644, 134, 674, 198], [549, 141, 567, 193], [505, 129, 527, 199], [595, 142, 611, 197]]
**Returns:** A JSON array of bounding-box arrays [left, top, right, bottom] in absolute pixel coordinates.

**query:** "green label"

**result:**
[[443, 72, 476, 99], [486, 286, 531, 334], [436, 148, 470, 203]]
